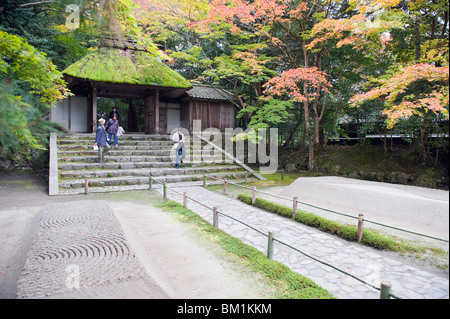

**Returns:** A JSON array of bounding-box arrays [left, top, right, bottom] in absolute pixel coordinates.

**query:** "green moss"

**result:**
[[64, 48, 192, 88], [156, 200, 335, 299], [238, 194, 404, 252]]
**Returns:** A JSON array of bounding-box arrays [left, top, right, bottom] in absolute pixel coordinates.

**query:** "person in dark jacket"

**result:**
[[109, 106, 120, 120], [94, 118, 110, 163], [105, 114, 119, 147]]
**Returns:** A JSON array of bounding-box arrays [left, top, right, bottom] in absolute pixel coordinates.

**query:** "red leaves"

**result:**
[[350, 63, 449, 128], [263, 67, 332, 102]]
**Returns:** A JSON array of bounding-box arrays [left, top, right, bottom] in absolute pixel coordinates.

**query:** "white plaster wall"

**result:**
[[167, 108, 181, 134], [51, 96, 88, 132], [51, 99, 69, 131], [71, 96, 88, 132]]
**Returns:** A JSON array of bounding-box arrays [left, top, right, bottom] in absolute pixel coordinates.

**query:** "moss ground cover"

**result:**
[[156, 200, 335, 299], [237, 194, 409, 252]]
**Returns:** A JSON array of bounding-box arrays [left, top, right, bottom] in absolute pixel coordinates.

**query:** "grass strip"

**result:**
[[156, 200, 335, 299], [237, 194, 412, 252]]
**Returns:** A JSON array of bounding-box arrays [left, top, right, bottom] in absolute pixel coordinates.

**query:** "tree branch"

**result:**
[[0, 1, 59, 13]]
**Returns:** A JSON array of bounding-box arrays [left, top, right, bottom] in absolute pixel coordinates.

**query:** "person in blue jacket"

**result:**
[[94, 118, 110, 163]]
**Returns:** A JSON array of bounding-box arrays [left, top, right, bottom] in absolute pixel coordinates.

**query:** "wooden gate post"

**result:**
[[357, 214, 364, 243], [267, 231, 275, 260], [293, 197, 298, 219], [213, 207, 219, 228]]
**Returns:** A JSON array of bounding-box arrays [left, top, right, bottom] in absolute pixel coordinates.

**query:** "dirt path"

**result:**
[[0, 174, 274, 299]]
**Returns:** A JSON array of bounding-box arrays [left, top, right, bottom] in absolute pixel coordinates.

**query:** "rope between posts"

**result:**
[[205, 175, 449, 243], [217, 210, 402, 299], [271, 237, 403, 299], [150, 177, 403, 299], [152, 178, 214, 210]]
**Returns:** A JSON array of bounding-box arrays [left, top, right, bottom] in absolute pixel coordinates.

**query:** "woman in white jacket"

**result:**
[[172, 128, 186, 169]]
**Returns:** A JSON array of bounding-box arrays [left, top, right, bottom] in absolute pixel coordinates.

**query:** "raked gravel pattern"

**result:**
[[16, 201, 152, 299], [154, 184, 449, 299]]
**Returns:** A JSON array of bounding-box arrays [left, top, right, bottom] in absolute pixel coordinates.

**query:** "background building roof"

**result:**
[[186, 84, 234, 101]]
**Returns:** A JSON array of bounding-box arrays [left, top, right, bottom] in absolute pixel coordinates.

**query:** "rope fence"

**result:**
[[144, 175, 403, 299], [202, 174, 449, 243]]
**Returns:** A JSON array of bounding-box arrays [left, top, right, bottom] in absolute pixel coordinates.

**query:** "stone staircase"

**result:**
[[55, 133, 248, 195]]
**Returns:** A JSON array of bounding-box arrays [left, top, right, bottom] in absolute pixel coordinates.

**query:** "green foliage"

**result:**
[[0, 31, 69, 104], [0, 31, 69, 166]]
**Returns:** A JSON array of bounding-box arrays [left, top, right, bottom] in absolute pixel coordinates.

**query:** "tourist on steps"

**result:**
[[109, 106, 120, 120], [105, 114, 119, 147], [94, 118, 110, 164], [172, 128, 186, 169]]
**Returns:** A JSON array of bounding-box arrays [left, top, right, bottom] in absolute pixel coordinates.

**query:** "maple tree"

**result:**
[[177, 0, 343, 170], [307, 0, 449, 164]]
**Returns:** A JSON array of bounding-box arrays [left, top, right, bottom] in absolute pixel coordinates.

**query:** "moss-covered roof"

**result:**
[[63, 48, 192, 89]]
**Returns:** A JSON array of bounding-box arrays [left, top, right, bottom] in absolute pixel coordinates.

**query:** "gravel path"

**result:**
[[0, 175, 274, 299]]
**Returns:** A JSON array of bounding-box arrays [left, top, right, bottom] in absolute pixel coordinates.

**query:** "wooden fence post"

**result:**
[[149, 175, 153, 190], [163, 182, 167, 200], [252, 186, 256, 204], [380, 281, 392, 299], [213, 207, 219, 228], [267, 231, 274, 260], [357, 214, 364, 243], [85, 179, 88, 195], [183, 192, 187, 208], [203, 174, 206, 187], [293, 197, 298, 219], [223, 178, 227, 195]]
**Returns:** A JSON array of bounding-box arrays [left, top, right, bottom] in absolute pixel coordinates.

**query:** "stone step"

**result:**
[[58, 140, 175, 147], [57, 144, 174, 151], [59, 149, 175, 157], [54, 133, 245, 195], [59, 165, 241, 179], [58, 161, 233, 171], [58, 178, 254, 195], [59, 171, 247, 189], [58, 149, 219, 157], [57, 154, 224, 163], [58, 134, 171, 141]]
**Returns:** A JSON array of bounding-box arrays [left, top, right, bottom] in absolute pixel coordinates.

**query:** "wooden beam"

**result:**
[[91, 86, 97, 133], [155, 89, 160, 134]]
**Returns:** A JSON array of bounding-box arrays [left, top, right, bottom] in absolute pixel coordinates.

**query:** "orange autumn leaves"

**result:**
[[145, 0, 448, 129], [350, 63, 449, 128]]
